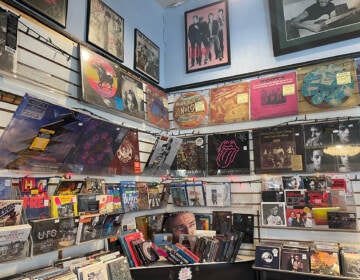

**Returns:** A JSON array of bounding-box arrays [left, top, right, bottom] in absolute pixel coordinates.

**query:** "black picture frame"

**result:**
[[269, 0, 360, 56], [134, 29, 160, 83], [18, 0, 68, 27], [86, 0, 124, 62], [185, 0, 231, 73]]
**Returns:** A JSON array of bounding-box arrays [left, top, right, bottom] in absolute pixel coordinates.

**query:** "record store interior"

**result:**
[[0, 0, 360, 279]]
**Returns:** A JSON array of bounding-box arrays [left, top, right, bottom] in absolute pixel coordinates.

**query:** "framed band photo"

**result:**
[[185, 0, 231, 73], [87, 0, 124, 61], [269, 0, 360, 56], [19, 0, 68, 27], [134, 29, 160, 83]]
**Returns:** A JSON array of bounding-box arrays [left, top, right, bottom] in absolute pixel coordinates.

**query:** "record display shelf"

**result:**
[[130, 257, 255, 280], [253, 265, 357, 280]]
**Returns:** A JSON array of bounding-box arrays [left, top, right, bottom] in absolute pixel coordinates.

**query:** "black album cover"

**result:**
[[255, 243, 281, 269], [280, 247, 310, 272], [327, 212, 356, 230], [57, 217, 79, 248], [253, 125, 304, 174], [171, 136, 206, 177], [207, 132, 250, 175], [212, 211, 232, 234], [76, 214, 106, 244], [0, 8, 17, 73], [30, 218, 61, 255], [232, 213, 254, 243]]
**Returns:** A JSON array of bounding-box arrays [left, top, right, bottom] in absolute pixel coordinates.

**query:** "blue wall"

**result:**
[[65, 0, 166, 86], [163, 0, 360, 88]]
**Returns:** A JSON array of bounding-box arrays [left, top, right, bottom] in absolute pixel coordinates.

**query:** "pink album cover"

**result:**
[[250, 72, 298, 120]]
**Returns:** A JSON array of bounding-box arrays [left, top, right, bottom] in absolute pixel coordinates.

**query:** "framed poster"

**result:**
[[269, 0, 360, 56], [134, 29, 160, 83], [87, 0, 124, 61], [185, 0, 230, 72], [19, 0, 68, 27]]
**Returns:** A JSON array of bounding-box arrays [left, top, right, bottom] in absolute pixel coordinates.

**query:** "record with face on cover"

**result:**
[[207, 132, 250, 175], [253, 125, 304, 174], [109, 130, 141, 175], [297, 59, 359, 114], [63, 118, 129, 175], [250, 72, 298, 120], [0, 94, 90, 172], [172, 91, 208, 129], [145, 83, 169, 129], [209, 82, 249, 124], [171, 136, 206, 177]]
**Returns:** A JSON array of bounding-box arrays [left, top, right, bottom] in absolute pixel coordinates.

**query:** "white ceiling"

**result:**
[[155, 0, 189, 8]]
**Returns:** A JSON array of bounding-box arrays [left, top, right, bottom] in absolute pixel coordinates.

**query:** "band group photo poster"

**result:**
[[185, 0, 230, 72]]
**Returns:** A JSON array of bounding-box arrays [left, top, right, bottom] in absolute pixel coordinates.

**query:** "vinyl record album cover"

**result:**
[[145, 83, 169, 129], [261, 202, 286, 227], [136, 182, 150, 211], [207, 132, 250, 175], [298, 59, 359, 114], [171, 136, 206, 177], [147, 182, 163, 209], [232, 213, 254, 243], [209, 82, 249, 124], [255, 243, 281, 269], [212, 211, 232, 234], [30, 217, 61, 255], [327, 211, 356, 230], [186, 181, 205, 207], [250, 72, 298, 120], [0, 8, 18, 74], [286, 208, 313, 228], [0, 200, 23, 226], [170, 182, 188, 207], [284, 190, 306, 208], [172, 91, 208, 129], [253, 125, 304, 174], [77, 214, 106, 244], [120, 181, 139, 212], [280, 247, 310, 272], [204, 182, 231, 207]]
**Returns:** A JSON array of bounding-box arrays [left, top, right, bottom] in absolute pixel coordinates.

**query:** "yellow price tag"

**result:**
[[195, 101, 205, 112], [336, 72, 351, 85], [291, 155, 303, 171], [237, 93, 248, 104], [282, 84, 295, 96]]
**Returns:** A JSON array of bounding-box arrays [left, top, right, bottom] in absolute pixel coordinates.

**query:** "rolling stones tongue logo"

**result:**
[[216, 140, 240, 168]]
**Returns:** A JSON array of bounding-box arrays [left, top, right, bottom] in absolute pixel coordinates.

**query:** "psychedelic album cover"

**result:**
[[171, 136, 206, 177], [106, 184, 122, 212], [209, 82, 249, 124], [172, 91, 209, 129], [80, 46, 145, 120], [286, 208, 312, 228], [0, 94, 90, 172], [186, 181, 205, 207], [253, 125, 304, 174], [195, 214, 211, 230], [108, 129, 141, 175], [63, 117, 129, 175], [144, 83, 169, 129], [0, 8, 17, 73], [143, 135, 183, 176], [136, 182, 150, 211], [250, 72, 298, 120], [310, 247, 340, 276], [297, 59, 359, 114], [207, 132, 250, 175]]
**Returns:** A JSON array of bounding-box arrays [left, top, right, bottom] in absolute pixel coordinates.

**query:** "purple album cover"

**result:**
[[207, 132, 250, 175]]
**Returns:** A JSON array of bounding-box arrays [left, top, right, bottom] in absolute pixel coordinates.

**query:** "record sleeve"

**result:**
[[212, 211, 232, 234], [327, 211, 356, 230], [232, 213, 254, 243], [0, 8, 17, 74], [253, 125, 304, 174], [172, 91, 209, 129], [106, 184, 123, 212], [120, 181, 139, 212], [261, 191, 284, 202], [77, 262, 108, 280], [170, 136, 206, 177], [170, 182, 188, 207], [286, 208, 312, 228], [76, 214, 106, 244], [280, 247, 310, 272], [147, 182, 163, 209], [261, 202, 286, 227], [207, 132, 250, 175], [255, 243, 281, 269], [284, 190, 306, 208], [186, 181, 205, 207], [54, 180, 84, 196], [341, 251, 360, 277], [144, 83, 169, 129], [143, 135, 183, 176], [310, 246, 340, 276], [0, 177, 12, 199], [312, 207, 341, 225], [297, 59, 359, 114], [209, 82, 249, 124], [102, 212, 123, 238], [0, 200, 23, 226], [261, 175, 283, 191], [250, 72, 298, 120], [30, 217, 61, 255], [204, 182, 231, 207], [105, 256, 133, 280], [50, 195, 78, 218], [282, 175, 304, 190], [195, 214, 211, 230], [136, 182, 150, 210], [108, 129, 141, 175]]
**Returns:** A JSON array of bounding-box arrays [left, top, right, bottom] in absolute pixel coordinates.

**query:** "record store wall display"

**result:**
[[144, 83, 169, 129], [80, 46, 145, 120], [269, 0, 360, 56], [297, 59, 359, 114], [207, 132, 250, 175], [209, 82, 249, 124], [87, 0, 124, 61]]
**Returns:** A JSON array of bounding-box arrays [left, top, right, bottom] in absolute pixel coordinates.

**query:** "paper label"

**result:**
[[336, 72, 351, 85], [237, 93, 248, 104], [195, 101, 205, 112], [282, 84, 295, 96]]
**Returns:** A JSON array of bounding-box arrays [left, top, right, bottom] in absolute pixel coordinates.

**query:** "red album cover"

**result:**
[[209, 82, 249, 124], [109, 130, 141, 175], [250, 72, 298, 120], [172, 91, 208, 129], [286, 208, 312, 228], [145, 83, 169, 129]]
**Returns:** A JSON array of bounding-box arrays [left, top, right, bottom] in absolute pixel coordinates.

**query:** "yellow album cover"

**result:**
[[210, 82, 249, 124], [50, 195, 78, 218]]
